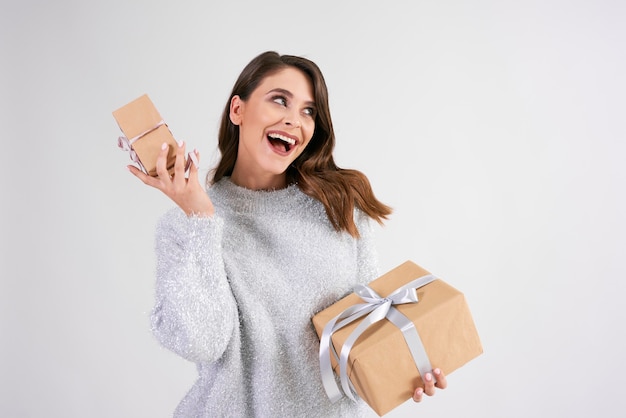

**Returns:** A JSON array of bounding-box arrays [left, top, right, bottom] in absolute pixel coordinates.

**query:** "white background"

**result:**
[[2, 0, 625, 417]]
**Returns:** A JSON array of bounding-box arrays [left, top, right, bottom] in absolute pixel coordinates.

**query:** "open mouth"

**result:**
[[267, 132, 297, 153]]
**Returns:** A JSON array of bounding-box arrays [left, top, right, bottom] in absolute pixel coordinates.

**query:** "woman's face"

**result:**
[[229, 67, 316, 190]]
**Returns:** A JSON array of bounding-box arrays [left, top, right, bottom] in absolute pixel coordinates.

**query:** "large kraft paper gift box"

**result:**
[[113, 94, 177, 176], [312, 260, 483, 416]]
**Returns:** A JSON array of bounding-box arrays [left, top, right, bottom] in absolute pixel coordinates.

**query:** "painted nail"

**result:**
[[161, 142, 168, 150], [177, 140, 184, 148], [434, 368, 441, 376], [414, 388, 423, 400], [425, 373, 432, 382]]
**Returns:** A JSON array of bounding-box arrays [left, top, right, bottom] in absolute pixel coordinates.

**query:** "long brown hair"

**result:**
[[210, 51, 392, 237]]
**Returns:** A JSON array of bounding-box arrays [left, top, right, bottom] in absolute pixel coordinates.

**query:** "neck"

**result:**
[[230, 169, 287, 190]]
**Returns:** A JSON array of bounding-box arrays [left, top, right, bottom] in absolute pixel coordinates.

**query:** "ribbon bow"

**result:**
[[319, 274, 438, 402], [117, 120, 199, 174], [117, 120, 166, 174]]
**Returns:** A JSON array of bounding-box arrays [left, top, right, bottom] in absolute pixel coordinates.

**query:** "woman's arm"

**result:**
[[151, 208, 238, 364], [129, 141, 237, 364]]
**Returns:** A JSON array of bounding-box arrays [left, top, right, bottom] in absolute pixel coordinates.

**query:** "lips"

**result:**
[[266, 131, 299, 155]]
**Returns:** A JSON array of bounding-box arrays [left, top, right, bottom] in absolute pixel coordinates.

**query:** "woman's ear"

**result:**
[[229, 95, 243, 125]]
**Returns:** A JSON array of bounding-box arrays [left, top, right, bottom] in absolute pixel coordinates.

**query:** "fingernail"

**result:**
[[434, 368, 441, 376], [161, 142, 168, 150], [414, 388, 423, 400], [425, 373, 432, 382], [177, 140, 184, 148]]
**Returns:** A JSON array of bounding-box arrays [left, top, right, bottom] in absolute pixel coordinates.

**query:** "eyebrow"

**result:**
[[266, 88, 316, 107]]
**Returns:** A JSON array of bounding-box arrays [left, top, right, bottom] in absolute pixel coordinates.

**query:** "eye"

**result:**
[[303, 107, 316, 118], [272, 95, 287, 106]]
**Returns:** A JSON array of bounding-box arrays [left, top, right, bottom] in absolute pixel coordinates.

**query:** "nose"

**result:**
[[284, 109, 301, 129]]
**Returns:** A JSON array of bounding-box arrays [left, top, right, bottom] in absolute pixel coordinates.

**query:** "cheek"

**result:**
[[303, 121, 315, 143], [299, 132, 315, 155], [243, 103, 278, 128]]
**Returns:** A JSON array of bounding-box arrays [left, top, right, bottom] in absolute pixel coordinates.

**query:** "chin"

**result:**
[[264, 159, 294, 176]]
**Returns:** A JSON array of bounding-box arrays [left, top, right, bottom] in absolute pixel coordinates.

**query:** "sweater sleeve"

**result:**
[[150, 207, 238, 364]]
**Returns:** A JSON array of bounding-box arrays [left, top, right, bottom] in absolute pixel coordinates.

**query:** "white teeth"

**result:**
[[268, 133, 296, 145]]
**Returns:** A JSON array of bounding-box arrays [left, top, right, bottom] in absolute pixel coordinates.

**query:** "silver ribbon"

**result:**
[[116, 121, 198, 174], [117, 120, 165, 174], [319, 274, 438, 403]]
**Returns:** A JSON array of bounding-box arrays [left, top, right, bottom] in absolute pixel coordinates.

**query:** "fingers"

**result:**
[[173, 140, 187, 184], [413, 387, 424, 403], [125, 142, 213, 217], [186, 148, 200, 179], [413, 368, 447, 403], [127, 164, 159, 188], [434, 368, 447, 389], [155, 142, 172, 181], [423, 371, 436, 396], [154, 140, 190, 186], [131, 142, 197, 183], [191, 149, 200, 170]]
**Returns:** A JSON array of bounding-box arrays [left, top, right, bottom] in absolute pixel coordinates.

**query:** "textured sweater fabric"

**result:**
[[151, 177, 379, 417]]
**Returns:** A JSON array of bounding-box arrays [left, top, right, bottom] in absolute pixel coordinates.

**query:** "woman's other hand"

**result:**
[[128, 140, 215, 217], [412, 368, 447, 403]]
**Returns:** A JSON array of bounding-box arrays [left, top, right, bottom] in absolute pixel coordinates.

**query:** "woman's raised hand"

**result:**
[[412, 368, 447, 403], [128, 140, 215, 217]]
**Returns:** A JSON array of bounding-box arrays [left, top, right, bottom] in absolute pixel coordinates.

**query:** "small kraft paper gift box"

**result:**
[[113, 94, 178, 177], [312, 260, 483, 416]]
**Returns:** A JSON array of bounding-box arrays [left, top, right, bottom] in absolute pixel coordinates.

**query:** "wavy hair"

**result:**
[[210, 51, 392, 237]]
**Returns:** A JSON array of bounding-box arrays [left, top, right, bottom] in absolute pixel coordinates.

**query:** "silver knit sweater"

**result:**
[[151, 177, 379, 417]]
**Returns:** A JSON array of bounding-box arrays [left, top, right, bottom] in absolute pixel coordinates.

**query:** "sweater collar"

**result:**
[[211, 177, 303, 214]]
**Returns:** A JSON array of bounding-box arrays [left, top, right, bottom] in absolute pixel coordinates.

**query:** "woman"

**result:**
[[129, 51, 446, 417]]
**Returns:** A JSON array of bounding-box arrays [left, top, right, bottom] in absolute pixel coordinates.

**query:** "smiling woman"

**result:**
[[127, 51, 445, 417]]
